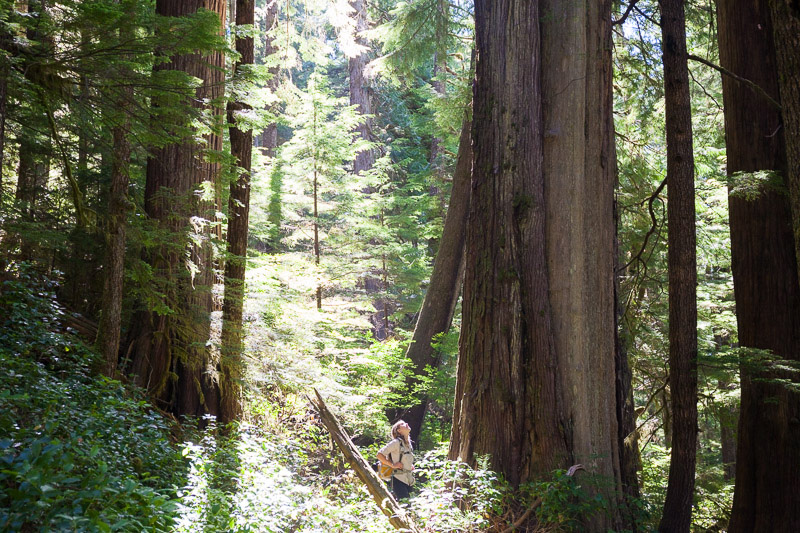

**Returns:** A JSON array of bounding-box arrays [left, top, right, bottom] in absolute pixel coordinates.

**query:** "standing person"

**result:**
[[376, 420, 415, 500]]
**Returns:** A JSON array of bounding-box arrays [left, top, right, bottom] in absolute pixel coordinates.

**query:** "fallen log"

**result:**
[[309, 389, 421, 533]]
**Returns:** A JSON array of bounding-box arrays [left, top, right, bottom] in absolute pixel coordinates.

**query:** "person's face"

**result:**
[[397, 421, 411, 436]]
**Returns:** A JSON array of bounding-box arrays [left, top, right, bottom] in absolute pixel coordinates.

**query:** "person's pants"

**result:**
[[389, 477, 411, 500]]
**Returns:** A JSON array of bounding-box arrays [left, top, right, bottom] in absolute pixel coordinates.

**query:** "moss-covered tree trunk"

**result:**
[[717, 1, 800, 530], [96, 0, 136, 377], [127, 0, 225, 418], [658, 0, 698, 530], [219, 0, 255, 425]]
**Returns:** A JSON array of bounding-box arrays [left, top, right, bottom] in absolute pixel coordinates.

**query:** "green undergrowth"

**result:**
[[1, 260, 637, 532], [0, 270, 185, 532]]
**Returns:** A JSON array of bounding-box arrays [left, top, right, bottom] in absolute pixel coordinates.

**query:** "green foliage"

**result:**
[[725, 170, 785, 201], [406, 449, 509, 531], [524, 470, 608, 531], [0, 268, 185, 532]]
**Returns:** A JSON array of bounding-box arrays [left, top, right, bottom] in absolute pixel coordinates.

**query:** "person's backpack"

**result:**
[[376, 460, 394, 481], [374, 438, 400, 481]]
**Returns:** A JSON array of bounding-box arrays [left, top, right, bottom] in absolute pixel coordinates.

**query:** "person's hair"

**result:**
[[390, 420, 413, 449]]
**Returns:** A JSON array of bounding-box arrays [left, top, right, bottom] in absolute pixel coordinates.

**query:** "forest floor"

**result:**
[[173, 251, 403, 531]]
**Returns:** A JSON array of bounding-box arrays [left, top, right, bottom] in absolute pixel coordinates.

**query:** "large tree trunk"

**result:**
[[768, 0, 800, 281], [219, 0, 255, 425], [389, 113, 471, 444], [541, 0, 626, 526], [716, 1, 800, 531], [127, 0, 225, 418], [449, 3, 625, 529], [450, 0, 565, 484], [658, 1, 698, 530]]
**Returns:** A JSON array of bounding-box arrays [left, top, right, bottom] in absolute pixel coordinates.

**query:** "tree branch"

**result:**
[[619, 178, 667, 274], [613, 1, 640, 26], [687, 53, 782, 111]]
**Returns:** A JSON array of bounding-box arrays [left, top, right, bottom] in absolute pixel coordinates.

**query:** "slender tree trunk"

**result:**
[[349, 0, 374, 174], [314, 166, 321, 309], [259, 0, 280, 250], [658, 1, 698, 531], [127, 0, 225, 418], [615, 204, 642, 509], [219, 0, 255, 425], [389, 113, 471, 444], [428, 0, 448, 189], [718, 378, 737, 481], [0, 1, 9, 200], [0, 57, 7, 200], [257, 0, 279, 156], [716, 1, 800, 530], [96, 27, 135, 375], [97, 118, 131, 377], [14, 0, 51, 262]]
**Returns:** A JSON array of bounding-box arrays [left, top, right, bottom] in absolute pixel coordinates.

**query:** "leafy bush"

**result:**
[[0, 271, 185, 532]]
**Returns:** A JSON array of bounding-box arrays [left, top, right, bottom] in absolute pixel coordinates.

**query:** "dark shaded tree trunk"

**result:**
[[0, 1, 9, 200], [658, 1, 698, 531], [0, 54, 6, 199], [14, 0, 51, 262], [450, 3, 625, 529], [127, 0, 225, 418], [716, 1, 800, 530], [96, 1, 135, 377], [718, 378, 737, 481], [768, 0, 800, 281], [388, 113, 471, 444], [615, 210, 642, 510], [97, 118, 131, 377], [219, 0, 255, 425]]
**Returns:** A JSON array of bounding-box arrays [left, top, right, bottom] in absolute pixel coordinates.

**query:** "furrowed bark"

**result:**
[[658, 0, 699, 530], [219, 0, 255, 425], [716, 1, 800, 530]]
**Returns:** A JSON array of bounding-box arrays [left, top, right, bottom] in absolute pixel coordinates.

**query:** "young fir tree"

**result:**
[[281, 70, 367, 309]]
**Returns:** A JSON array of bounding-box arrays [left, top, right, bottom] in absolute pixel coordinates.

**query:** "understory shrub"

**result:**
[[0, 270, 185, 532]]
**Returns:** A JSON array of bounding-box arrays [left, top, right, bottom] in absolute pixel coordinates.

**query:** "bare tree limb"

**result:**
[[613, 1, 640, 26], [688, 53, 782, 111]]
